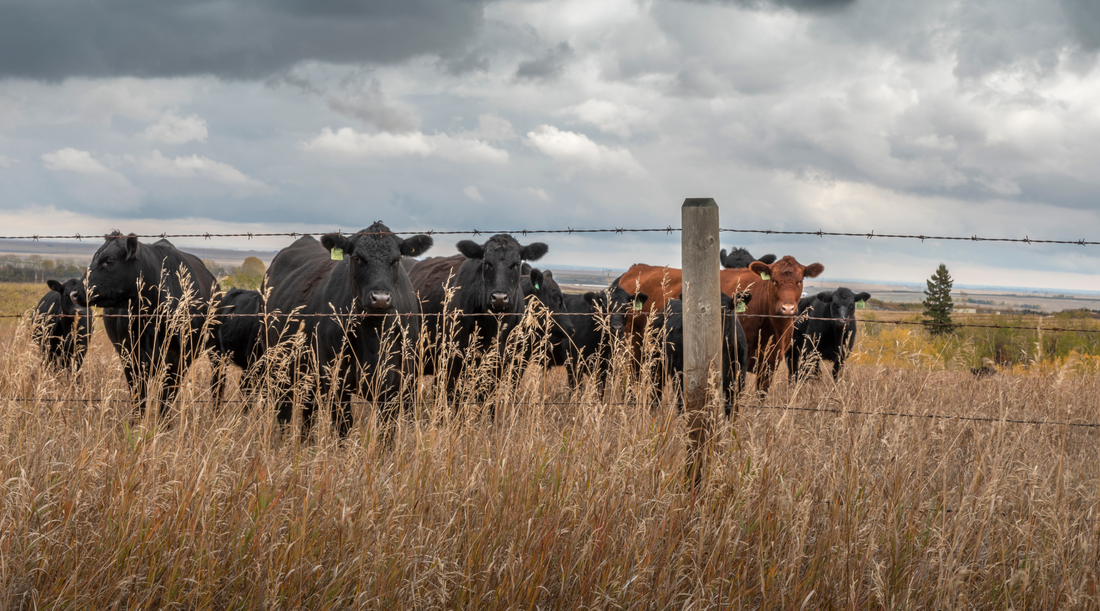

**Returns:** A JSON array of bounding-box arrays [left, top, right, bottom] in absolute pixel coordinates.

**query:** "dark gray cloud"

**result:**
[[515, 42, 574, 81], [324, 80, 420, 133], [0, 0, 487, 80], [685, 0, 855, 11], [437, 50, 491, 75], [1060, 0, 1100, 50]]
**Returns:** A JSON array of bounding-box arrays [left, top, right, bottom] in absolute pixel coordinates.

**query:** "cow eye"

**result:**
[[510, 262, 518, 270]]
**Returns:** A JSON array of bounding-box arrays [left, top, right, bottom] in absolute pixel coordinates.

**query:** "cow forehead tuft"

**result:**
[[481, 234, 522, 259]]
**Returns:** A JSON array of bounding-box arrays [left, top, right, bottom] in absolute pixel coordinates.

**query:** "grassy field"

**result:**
[[2, 303, 1100, 608]]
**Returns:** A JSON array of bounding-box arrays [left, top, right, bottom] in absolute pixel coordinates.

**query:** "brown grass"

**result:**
[[1, 309, 1099, 609]]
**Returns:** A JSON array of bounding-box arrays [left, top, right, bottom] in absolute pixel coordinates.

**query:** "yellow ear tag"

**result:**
[[760, 272, 771, 280], [633, 301, 643, 311], [736, 302, 747, 313], [856, 300, 865, 309], [331, 247, 344, 261], [534, 283, 540, 290]]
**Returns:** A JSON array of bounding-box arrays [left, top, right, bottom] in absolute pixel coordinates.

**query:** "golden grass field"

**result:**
[[2, 286, 1100, 608]]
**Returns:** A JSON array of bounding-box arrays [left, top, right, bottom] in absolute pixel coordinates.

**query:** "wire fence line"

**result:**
[[11, 309, 1100, 334], [6, 395, 1099, 429], [0, 227, 1096, 245]]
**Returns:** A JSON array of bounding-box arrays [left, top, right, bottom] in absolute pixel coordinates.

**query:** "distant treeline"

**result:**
[[0, 254, 266, 290], [0, 255, 88, 284]]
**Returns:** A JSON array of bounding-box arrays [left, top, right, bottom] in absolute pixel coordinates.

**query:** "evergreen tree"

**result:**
[[923, 263, 955, 335]]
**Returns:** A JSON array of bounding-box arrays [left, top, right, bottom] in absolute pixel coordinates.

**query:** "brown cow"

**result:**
[[724, 256, 823, 393], [614, 256, 824, 395]]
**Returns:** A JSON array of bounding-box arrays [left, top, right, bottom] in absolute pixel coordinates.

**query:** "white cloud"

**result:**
[[561, 99, 649, 138], [42, 148, 112, 174], [138, 150, 269, 194], [302, 127, 509, 164], [463, 185, 484, 201], [74, 78, 195, 125], [525, 186, 550, 201], [0, 155, 18, 168], [525, 125, 645, 177], [477, 113, 516, 141], [40, 147, 143, 210], [140, 112, 208, 144]]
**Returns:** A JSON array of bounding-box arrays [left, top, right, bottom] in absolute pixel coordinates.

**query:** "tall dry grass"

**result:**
[[1, 305, 1099, 609]]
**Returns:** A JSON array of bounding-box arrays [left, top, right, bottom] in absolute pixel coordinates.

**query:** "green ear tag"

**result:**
[[760, 272, 771, 280], [736, 302, 747, 313], [534, 283, 540, 290], [331, 247, 344, 261], [633, 301, 643, 311], [856, 300, 865, 309]]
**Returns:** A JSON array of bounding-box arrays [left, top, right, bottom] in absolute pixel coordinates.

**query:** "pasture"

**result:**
[[2, 294, 1100, 608]]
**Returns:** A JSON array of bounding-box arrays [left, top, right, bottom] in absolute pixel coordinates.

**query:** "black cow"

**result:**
[[33, 278, 93, 371], [409, 234, 548, 402], [76, 232, 219, 416], [211, 288, 265, 406], [263, 222, 432, 436], [562, 285, 647, 393], [720, 247, 777, 269], [519, 266, 574, 367], [787, 287, 871, 382], [654, 292, 751, 415]]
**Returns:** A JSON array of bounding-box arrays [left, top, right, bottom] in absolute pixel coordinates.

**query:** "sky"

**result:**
[[0, 0, 1099, 291]]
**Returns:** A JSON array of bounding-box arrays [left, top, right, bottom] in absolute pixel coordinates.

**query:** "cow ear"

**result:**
[[321, 233, 354, 257], [758, 254, 777, 265], [816, 291, 833, 302], [583, 291, 600, 306], [456, 240, 484, 259], [739, 292, 752, 305], [803, 263, 824, 278], [856, 292, 872, 302], [675, 292, 683, 300], [749, 261, 771, 278], [123, 234, 141, 260], [520, 242, 548, 261], [719, 249, 728, 267], [400, 234, 433, 257], [47, 279, 63, 293], [529, 268, 544, 289], [635, 292, 649, 305]]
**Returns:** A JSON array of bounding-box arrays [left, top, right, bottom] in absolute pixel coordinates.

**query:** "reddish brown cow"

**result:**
[[614, 256, 824, 394], [724, 256, 823, 393]]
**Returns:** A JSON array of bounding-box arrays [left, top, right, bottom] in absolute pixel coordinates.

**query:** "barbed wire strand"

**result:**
[[12, 310, 1100, 334], [6, 396, 1098, 429], [0, 227, 1095, 246]]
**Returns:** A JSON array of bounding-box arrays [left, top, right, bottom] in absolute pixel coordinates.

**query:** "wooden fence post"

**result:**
[[681, 198, 721, 486]]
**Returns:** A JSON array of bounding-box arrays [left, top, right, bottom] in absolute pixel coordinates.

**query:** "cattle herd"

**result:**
[[30, 226, 872, 434]]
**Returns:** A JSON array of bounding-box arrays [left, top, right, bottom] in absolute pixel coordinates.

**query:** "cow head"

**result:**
[[83, 231, 144, 308], [812, 288, 871, 325], [721, 247, 777, 269], [525, 268, 574, 362], [46, 278, 90, 318], [748, 255, 824, 317], [456, 234, 548, 313], [321, 221, 433, 313], [591, 285, 647, 337]]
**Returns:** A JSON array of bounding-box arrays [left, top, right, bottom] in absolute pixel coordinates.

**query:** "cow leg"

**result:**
[[832, 357, 845, 380]]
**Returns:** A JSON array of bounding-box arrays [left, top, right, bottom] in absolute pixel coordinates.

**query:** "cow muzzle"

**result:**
[[70, 291, 88, 309], [490, 292, 510, 311], [779, 303, 797, 316], [368, 291, 392, 310]]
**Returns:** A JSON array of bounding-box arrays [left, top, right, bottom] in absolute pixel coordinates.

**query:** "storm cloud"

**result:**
[[0, 0, 487, 80]]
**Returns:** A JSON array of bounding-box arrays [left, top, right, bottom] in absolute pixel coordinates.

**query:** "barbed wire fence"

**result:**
[[5, 222, 1100, 428]]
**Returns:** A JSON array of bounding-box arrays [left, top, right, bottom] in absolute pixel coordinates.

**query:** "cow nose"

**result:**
[[610, 319, 624, 334], [369, 291, 392, 309], [779, 304, 796, 316], [491, 292, 509, 309]]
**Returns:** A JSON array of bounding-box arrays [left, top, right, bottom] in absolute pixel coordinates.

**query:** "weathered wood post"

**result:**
[[681, 198, 721, 486]]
